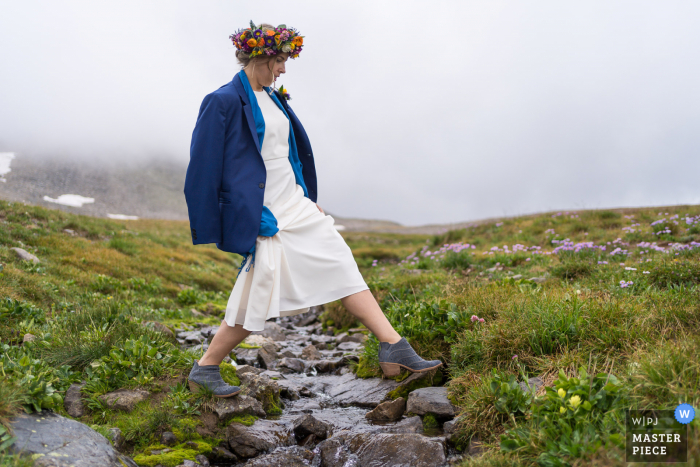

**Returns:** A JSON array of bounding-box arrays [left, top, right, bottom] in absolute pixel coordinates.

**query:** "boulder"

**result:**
[[257, 342, 278, 369], [107, 427, 125, 452], [235, 365, 263, 376], [99, 388, 149, 412], [314, 432, 445, 467], [323, 372, 400, 407], [234, 348, 260, 366], [383, 415, 424, 434], [8, 411, 137, 467], [336, 341, 362, 352], [238, 372, 282, 414], [64, 383, 85, 418], [226, 419, 294, 458], [313, 358, 344, 373], [11, 247, 40, 264], [209, 446, 237, 463], [310, 335, 335, 346], [213, 395, 266, 423], [195, 454, 210, 466], [406, 387, 456, 418], [365, 397, 406, 421], [292, 414, 331, 442], [244, 446, 314, 466], [337, 333, 368, 344], [300, 344, 322, 360], [160, 431, 177, 446], [278, 357, 305, 373]]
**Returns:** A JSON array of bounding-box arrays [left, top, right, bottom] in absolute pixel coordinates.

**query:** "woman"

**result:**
[[184, 21, 441, 397]]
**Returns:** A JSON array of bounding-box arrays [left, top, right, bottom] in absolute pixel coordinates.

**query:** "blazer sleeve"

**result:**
[[184, 92, 226, 245]]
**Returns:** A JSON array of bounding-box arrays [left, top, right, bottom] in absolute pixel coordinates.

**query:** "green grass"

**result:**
[[2, 199, 700, 466]]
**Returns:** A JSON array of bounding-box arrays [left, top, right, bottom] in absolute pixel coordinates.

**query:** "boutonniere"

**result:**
[[278, 85, 291, 101]]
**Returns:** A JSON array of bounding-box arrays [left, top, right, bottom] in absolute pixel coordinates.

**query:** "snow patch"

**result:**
[[43, 194, 95, 207]]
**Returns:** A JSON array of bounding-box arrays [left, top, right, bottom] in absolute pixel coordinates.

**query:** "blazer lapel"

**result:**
[[233, 75, 262, 154]]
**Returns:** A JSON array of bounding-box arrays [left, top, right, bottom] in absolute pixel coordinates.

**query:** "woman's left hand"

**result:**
[[316, 204, 325, 214]]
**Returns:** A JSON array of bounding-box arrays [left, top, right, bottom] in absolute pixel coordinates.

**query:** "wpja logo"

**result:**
[[626, 406, 694, 463]]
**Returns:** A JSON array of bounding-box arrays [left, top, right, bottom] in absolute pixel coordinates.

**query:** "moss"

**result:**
[[262, 393, 283, 415], [132, 440, 212, 467], [236, 342, 261, 349], [354, 355, 381, 379], [228, 414, 258, 426], [325, 319, 335, 327], [422, 413, 439, 429], [386, 370, 442, 400], [219, 362, 240, 386]]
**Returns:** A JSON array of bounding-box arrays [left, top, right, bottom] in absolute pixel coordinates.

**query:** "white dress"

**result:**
[[224, 88, 369, 331]]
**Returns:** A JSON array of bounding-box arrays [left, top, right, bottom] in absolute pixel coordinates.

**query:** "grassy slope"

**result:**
[[1, 199, 700, 466]]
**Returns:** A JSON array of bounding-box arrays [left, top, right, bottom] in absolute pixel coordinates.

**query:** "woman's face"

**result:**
[[256, 53, 289, 87]]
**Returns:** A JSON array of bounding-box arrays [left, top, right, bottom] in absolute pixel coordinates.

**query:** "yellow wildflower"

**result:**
[[569, 395, 582, 409], [247, 38, 257, 48], [557, 388, 566, 398], [559, 406, 566, 414]]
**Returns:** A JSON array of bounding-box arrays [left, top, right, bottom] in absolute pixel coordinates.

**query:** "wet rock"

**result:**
[[178, 330, 204, 344], [336, 333, 368, 344], [280, 349, 298, 358], [213, 395, 266, 423], [251, 322, 286, 341], [260, 370, 284, 379], [278, 357, 305, 373], [99, 388, 149, 412], [195, 454, 210, 466], [226, 419, 294, 458], [107, 427, 125, 452], [235, 365, 263, 376], [314, 432, 445, 467], [313, 358, 344, 374], [292, 414, 331, 443], [301, 344, 322, 360], [384, 368, 440, 400], [8, 411, 137, 467], [11, 247, 40, 263], [143, 321, 174, 338], [160, 431, 177, 446], [244, 445, 314, 466], [365, 397, 406, 421], [64, 383, 85, 418], [519, 376, 544, 395], [383, 415, 424, 434], [406, 387, 456, 418], [311, 335, 335, 346], [324, 372, 400, 407]]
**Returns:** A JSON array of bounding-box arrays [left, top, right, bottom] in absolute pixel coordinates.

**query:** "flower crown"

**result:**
[[230, 20, 304, 59]]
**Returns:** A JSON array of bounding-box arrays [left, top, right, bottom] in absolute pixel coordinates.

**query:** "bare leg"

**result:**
[[341, 289, 401, 344], [198, 320, 251, 366]]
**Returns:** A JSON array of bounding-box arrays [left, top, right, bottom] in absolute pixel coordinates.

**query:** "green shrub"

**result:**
[[647, 259, 700, 288]]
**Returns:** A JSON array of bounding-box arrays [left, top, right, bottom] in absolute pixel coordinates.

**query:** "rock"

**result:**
[[143, 321, 174, 338], [251, 322, 286, 341], [300, 344, 322, 360], [406, 387, 456, 419], [313, 358, 344, 373], [64, 383, 86, 418], [8, 411, 137, 467], [519, 376, 544, 396], [195, 454, 210, 466], [234, 348, 260, 366], [23, 333, 36, 343], [238, 372, 282, 414], [190, 308, 204, 317], [337, 333, 367, 344], [11, 247, 40, 263], [213, 395, 266, 423], [310, 335, 335, 346], [278, 357, 305, 373], [280, 349, 297, 358], [99, 388, 149, 412], [226, 419, 294, 458], [244, 445, 314, 466], [63, 229, 75, 235], [235, 365, 263, 376], [469, 435, 485, 457], [383, 415, 424, 434], [160, 431, 177, 446], [314, 432, 445, 467], [324, 372, 401, 407], [512, 274, 523, 280], [260, 370, 283, 379], [210, 446, 237, 463], [244, 335, 275, 347], [257, 342, 278, 369], [365, 397, 406, 421], [292, 414, 331, 442], [107, 427, 125, 452], [336, 341, 362, 352], [178, 330, 204, 344], [529, 276, 546, 284]]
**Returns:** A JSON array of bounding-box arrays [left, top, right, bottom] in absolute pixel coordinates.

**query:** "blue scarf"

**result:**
[[236, 69, 309, 274]]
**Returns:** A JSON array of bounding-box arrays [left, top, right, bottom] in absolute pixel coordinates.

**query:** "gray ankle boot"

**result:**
[[378, 337, 443, 377], [188, 361, 241, 398]]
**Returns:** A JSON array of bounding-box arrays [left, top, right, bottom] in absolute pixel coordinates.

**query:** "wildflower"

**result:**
[[247, 38, 257, 47], [569, 395, 582, 409], [643, 271, 650, 274], [560, 406, 567, 414], [558, 388, 566, 398], [625, 267, 637, 271], [479, 318, 485, 323], [512, 355, 518, 360], [471, 315, 478, 322]]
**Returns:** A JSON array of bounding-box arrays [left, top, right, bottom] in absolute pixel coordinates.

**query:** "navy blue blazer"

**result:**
[[184, 74, 318, 256]]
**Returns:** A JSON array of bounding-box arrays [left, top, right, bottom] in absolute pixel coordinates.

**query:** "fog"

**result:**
[[1, 1, 699, 225]]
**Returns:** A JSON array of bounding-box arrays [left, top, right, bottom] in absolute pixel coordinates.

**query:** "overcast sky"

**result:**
[[1, 1, 699, 226]]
